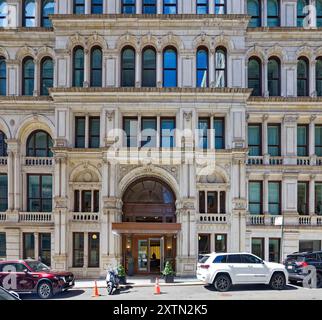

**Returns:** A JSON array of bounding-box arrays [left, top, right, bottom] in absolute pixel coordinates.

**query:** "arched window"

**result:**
[[163, 0, 177, 14], [0, 57, 6, 95], [90, 46, 102, 87], [41, 0, 54, 27], [248, 57, 262, 96], [267, 0, 280, 27], [197, 0, 208, 14], [163, 47, 177, 87], [247, 0, 261, 27], [297, 0, 309, 27], [142, 47, 156, 87], [0, 1, 8, 27], [122, 0, 135, 14], [0, 130, 7, 156], [215, 46, 226, 88], [40, 57, 53, 96], [23, 0, 36, 27], [121, 46, 135, 87], [73, 47, 84, 87], [297, 57, 309, 96], [317, 0, 322, 27], [316, 57, 322, 96], [143, 0, 156, 13], [27, 130, 53, 157], [74, 0, 85, 14], [267, 56, 281, 96], [22, 57, 34, 96], [215, 0, 226, 14], [196, 47, 208, 87], [91, 0, 103, 14]]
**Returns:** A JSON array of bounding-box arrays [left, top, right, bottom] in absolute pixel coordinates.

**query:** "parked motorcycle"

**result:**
[[106, 267, 120, 295]]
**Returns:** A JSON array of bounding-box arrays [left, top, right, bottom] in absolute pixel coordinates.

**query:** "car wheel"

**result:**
[[37, 282, 53, 299], [214, 274, 231, 292], [270, 273, 286, 290]]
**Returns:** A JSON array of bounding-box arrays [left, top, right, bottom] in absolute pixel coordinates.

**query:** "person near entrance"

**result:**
[[152, 252, 156, 260]]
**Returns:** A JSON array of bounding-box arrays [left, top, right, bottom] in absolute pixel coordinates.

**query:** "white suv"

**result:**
[[197, 252, 287, 292]]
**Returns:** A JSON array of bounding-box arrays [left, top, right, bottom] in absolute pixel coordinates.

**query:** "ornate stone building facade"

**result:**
[[0, 0, 321, 278]]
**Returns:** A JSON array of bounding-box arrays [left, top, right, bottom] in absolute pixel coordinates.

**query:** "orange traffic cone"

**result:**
[[92, 281, 101, 297], [154, 277, 161, 295]]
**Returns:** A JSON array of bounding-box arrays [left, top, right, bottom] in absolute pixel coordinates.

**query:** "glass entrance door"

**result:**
[[138, 239, 148, 272]]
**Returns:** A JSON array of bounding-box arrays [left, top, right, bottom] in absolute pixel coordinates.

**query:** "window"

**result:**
[[316, 58, 322, 96], [27, 130, 53, 157], [297, 0, 309, 27], [198, 118, 209, 149], [215, 0, 226, 14], [213, 255, 227, 263], [91, 0, 103, 14], [298, 182, 308, 215], [73, 47, 84, 87], [73, 233, 84, 267], [199, 190, 226, 214], [23, 0, 35, 27], [88, 233, 100, 267], [214, 117, 225, 149], [41, 0, 54, 27], [227, 254, 242, 263], [215, 234, 227, 252], [248, 0, 261, 27], [90, 47, 102, 87], [0, 1, 7, 27], [142, 47, 156, 87], [161, 118, 175, 148], [317, 0, 322, 27], [199, 191, 205, 213], [74, 190, 99, 212], [207, 191, 217, 213], [75, 116, 85, 148], [248, 124, 262, 156], [39, 233, 51, 266], [23, 233, 35, 259], [0, 174, 7, 212], [122, 0, 135, 14], [215, 47, 226, 88], [143, 0, 156, 14], [196, 47, 208, 87], [268, 182, 281, 215], [89, 116, 100, 148], [252, 238, 264, 259], [297, 57, 309, 96], [269, 238, 280, 263], [40, 57, 53, 96], [249, 181, 262, 214], [198, 234, 210, 255], [27, 174, 52, 212], [268, 124, 280, 156], [248, 57, 261, 96], [141, 117, 157, 147], [74, 0, 85, 14], [22, 57, 34, 96], [0, 131, 7, 156], [124, 117, 138, 147], [121, 47, 135, 87], [242, 254, 262, 264], [163, 0, 177, 14], [316, 125, 322, 156], [267, 0, 280, 27], [297, 124, 308, 156], [0, 57, 5, 95], [316, 182, 322, 215], [163, 47, 177, 87], [197, 0, 208, 14], [0, 233, 5, 257], [267, 57, 280, 96], [299, 240, 321, 252], [75, 116, 100, 148]]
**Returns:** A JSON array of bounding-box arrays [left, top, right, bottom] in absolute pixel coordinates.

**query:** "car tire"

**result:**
[[37, 281, 53, 299], [214, 274, 231, 292], [270, 272, 286, 290]]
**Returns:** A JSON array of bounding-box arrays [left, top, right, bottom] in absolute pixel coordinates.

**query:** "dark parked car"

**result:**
[[284, 251, 322, 288], [0, 260, 75, 299], [0, 286, 20, 300]]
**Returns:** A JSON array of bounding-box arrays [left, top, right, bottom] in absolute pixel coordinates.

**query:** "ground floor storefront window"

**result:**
[[0, 232, 6, 257], [39, 233, 51, 266], [88, 233, 100, 267], [215, 234, 227, 253], [23, 233, 35, 259], [269, 238, 281, 263], [73, 232, 84, 267], [198, 234, 210, 254], [252, 238, 265, 259], [299, 240, 321, 252]]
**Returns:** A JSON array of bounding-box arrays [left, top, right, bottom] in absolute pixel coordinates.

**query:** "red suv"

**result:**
[[0, 260, 75, 299]]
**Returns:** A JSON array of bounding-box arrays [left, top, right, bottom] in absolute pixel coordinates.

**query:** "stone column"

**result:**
[[135, 50, 141, 87], [35, 0, 40, 27], [157, 0, 162, 13], [33, 61, 39, 96], [7, 150, 14, 211], [263, 60, 268, 97], [136, 0, 142, 13], [209, 49, 215, 87], [209, 0, 215, 14], [309, 115, 316, 165], [84, 114, 89, 148], [310, 59, 316, 97], [309, 175, 316, 215], [85, 0, 91, 14], [156, 50, 162, 87], [83, 49, 90, 87]]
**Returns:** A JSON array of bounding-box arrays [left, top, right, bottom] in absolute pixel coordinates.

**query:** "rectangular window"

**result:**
[[94, 190, 99, 212], [298, 182, 308, 215], [220, 191, 226, 213], [23, 233, 35, 259], [28, 175, 52, 212], [163, 0, 177, 14], [88, 233, 100, 267], [143, 0, 156, 14], [74, 0, 85, 14], [215, 0, 226, 14], [297, 124, 308, 156], [82, 190, 92, 212], [269, 238, 280, 263], [23, 0, 36, 27], [122, 0, 136, 14], [248, 124, 262, 156], [215, 234, 227, 253], [214, 117, 225, 149], [198, 118, 209, 149], [249, 181, 262, 214], [198, 234, 210, 255], [199, 191, 205, 213], [299, 240, 321, 252], [161, 118, 175, 148], [207, 191, 217, 213], [74, 190, 80, 212], [73, 232, 84, 267], [316, 125, 322, 156], [141, 117, 157, 147], [75, 190, 99, 212], [39, 233, 51, 266], [268, 124, 281, 156], [91, 0, 103, 14], [0, 232, 6, 257], [316, 182, 322, 215], [41, 0, 54, 27], [89, 116, 100, 148], [267, 0, 280, 26], [268, 182, 281, 215], [75, 116, 85, 148], [0, 174, 8, 212], [252, 238, 265, 260], [124, 117, 138, 147], [197, 0, 208, 14]]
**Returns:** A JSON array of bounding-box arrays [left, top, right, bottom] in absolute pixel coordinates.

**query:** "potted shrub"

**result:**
[[162, 261, 175, 283], [117, 265, 127, 285]]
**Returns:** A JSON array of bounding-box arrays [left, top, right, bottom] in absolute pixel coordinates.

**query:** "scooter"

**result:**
[[106, 267, 120, 295]]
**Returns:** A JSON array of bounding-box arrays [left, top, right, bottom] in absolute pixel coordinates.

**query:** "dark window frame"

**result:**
[[0, 130, 7, 156], [267, 123, 281, 156], [163, 0, 177, 14], [90, 46, 102, 87], [88, 233, 100, 268], [22, 0, 36, 27], [316, 125, 322, 156], [267, 56, 281, 96], [214, 117, 225, 149], [297, 0, 309, 27], [248, 0, 261, 27], [0, 174, 8, 212], [315, 182, 322, 215], [73, 232, 84, 267], [23, 233, 35, 259], [298, 181, 309, 215], [123, 116, 138, 147], [163, 46, 178, 87], [88, 116, 100, 148], [40, 56, 53, 96], [142, 46, 157, 87], [0, 232, 6, 257], [38, 233, 51, 266], [196, 46, 209, 87], [75, 116, 85, 148], [248, 123, 262, 156], [196, 0, 209, 14], [160, 117, 176, 148], [0, 56, 6, 96], [26, 130, 53, 157], [267, 0, 280, 27], [297, 124, 309, 156], [141, 116, 157, 147], [198, 233, 211, 255], [73, 0, 85, 14], [268, 181, 282, 215], [251, 237, 265, 260], [91, 0, 103, 14], [41, 0, 54, 27], [248, 56, 262, 96], [215, 46, 227, 88], [27, 174, 52, 212], [22, 56, 34, 96], [215, 0, 226, 14], [248, 180, 263, 215], [142, 0, 157, 13], [72, 46, 84, 88], [121, 46, 136, 87], [297, 56, 310, 97], [121, 0, 136, 14], [198, 117, 210, 149]]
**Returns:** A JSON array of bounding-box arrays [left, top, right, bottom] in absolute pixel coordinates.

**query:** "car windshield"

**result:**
[[26, 261, 50, 272]]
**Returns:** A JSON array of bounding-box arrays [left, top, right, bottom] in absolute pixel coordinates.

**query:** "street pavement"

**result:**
[[19, 283, 322, 300]]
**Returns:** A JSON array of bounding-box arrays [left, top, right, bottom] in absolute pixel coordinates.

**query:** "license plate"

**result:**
[[287, 266, 293, 270]]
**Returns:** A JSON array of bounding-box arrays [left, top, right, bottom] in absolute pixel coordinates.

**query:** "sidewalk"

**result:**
[[75, 277, 203, 288]]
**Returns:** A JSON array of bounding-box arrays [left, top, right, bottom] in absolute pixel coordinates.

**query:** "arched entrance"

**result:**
[[115, 178, 180, 275]]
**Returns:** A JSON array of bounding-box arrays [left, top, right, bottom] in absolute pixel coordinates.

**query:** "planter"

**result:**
[[119, 276, 127, 285], [164, 275, 174, 283]]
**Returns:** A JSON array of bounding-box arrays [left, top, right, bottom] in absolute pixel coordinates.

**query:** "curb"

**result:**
[[74, 282, 204, 289]]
